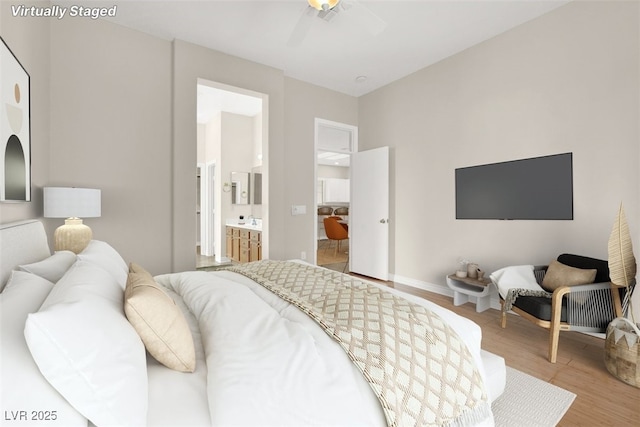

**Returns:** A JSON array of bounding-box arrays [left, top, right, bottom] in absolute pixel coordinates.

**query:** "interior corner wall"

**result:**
[[47, 17, 173, 274], [283, 77, 358, 261], [0, 1, 50, 224], [221, 112, 254, 232], [358, 0, 639, 297]]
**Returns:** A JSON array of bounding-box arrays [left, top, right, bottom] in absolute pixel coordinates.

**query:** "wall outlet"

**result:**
[[300, 251, 306, 260]]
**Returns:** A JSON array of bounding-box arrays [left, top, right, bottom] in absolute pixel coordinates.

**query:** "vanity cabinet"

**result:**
[[226, 227, 240, 261], [226, 226, 261, 263], [249, 230, 261, 261]]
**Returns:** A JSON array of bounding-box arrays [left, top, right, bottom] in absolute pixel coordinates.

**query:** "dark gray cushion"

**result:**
[[514, 296, 567, 322]]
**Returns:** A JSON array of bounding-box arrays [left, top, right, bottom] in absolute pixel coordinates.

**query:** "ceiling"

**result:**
[[70, 0, 569, 97], [197, 84, 263, 123]]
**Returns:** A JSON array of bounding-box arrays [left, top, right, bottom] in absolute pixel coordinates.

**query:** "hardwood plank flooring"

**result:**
[[317, 238, 348, 267], [379, 281, 640, 426]]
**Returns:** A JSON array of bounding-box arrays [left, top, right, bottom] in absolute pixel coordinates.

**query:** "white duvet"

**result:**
[[152, 269, 494, 427]]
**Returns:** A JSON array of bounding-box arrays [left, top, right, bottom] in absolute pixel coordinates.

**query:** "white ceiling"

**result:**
[[73, 0, 569, 98]]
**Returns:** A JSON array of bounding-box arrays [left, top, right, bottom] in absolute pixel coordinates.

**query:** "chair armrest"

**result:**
[[558, 281, 613, 293], [551, 281, 612, 306], [551, 281, 618, 329]]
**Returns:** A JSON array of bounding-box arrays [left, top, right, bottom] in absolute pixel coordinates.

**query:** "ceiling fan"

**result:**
[[287, 0, 387, 47]]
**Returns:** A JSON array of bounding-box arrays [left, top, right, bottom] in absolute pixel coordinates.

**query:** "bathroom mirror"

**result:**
[[231, 172, 249, 205]]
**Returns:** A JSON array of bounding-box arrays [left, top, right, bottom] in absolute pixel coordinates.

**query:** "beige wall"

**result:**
[[283, 77, 358, 261], [0, 1, 50, 223], [172, 40, 287, 271], [318, 165, 349, 180], [359, 0, 639, 299], [2, 2, 638, 320], [47, 16, 173, 274], [221, 112, 255, 236], [0, 6, 358, 274]]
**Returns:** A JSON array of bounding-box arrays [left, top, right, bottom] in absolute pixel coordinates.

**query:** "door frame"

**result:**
[[196, 78, 269, 263], [313, 118, 358, 266], [199, 161, 216, 257]]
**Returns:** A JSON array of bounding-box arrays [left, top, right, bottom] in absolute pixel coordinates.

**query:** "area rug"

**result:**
[[492, 367, 576, 426]]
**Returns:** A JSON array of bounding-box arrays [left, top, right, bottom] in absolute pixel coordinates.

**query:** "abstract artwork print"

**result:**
[[0, 37, 31, 202]]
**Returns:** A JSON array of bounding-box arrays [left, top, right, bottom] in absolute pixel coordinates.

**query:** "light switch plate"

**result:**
[[291, 205, 306, 215]]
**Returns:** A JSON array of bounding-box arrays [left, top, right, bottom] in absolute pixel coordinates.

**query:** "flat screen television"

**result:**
[[455, 153, 573, 220]]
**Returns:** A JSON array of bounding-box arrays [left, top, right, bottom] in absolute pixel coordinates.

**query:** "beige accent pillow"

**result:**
[[129, 262, 152, 277], [541, 260, 597, 292], [124, 264, 195, 372]]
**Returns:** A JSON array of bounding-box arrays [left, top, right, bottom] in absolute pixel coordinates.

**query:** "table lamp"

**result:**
[[44, 187, 101, 254]]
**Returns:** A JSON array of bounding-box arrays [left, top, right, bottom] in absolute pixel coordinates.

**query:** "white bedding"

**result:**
[[145, 284, 210, 426], [1, 219, 502, 427], [154, 269, 495, 427]]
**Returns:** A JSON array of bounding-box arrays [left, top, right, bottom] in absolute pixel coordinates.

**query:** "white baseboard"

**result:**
[[389, 273, 454, 297], [390, 273, 502, 311]]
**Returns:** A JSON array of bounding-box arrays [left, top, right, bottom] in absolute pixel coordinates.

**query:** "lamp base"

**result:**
[[54, 218, 92, 254]]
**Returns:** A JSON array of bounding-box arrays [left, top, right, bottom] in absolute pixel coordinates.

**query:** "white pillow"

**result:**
[[77, 240, 128, 288], [24, 261, 148, 427], [489, 265, 545, 299], [18, 250, 77, 283], [0, 271, 87, 426]]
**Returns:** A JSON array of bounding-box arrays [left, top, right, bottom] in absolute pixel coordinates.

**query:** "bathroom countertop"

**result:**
[[226, 220, 262, 231]]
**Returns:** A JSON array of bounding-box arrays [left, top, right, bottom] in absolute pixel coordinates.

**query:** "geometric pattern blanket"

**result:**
[[227, 260, 491, 427], [502, 288, 552, 313]]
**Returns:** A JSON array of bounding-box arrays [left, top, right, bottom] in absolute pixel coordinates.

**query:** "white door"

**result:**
[[350, 147, 389, 280]]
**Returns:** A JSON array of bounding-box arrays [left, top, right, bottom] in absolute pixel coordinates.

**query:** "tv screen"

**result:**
[[455, 153, 573, 220]]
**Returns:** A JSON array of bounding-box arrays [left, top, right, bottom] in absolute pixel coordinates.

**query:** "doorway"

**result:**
[[314, 119, 357, 272], [196, 79, 269, 268]]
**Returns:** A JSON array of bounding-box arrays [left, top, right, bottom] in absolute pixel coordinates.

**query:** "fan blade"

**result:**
[[287, 6, 316, 47]]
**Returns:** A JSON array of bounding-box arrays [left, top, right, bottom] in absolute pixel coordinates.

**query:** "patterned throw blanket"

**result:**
[[227, 260, 490, 427], [502, 289, 552, 313]]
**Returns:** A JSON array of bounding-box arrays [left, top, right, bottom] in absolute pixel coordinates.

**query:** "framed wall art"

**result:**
[[1, 36, 31, 202]]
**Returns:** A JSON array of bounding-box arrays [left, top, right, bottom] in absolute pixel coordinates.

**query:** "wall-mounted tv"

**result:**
[[455, 153, 573, 220]]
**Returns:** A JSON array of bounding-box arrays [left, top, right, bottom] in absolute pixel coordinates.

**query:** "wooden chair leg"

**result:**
[[501, 310, 507, 328], [548, 289, 567, 363], [548, 297, 565, 363], [549, 324, 560, 363]]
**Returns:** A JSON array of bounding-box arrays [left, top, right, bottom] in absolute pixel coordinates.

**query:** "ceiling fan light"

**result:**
[[308, 0, 340, 11]]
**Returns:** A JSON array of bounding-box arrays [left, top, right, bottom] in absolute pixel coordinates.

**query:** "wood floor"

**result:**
[[317, 238, 348, 267], [377, 281, 640, 426]]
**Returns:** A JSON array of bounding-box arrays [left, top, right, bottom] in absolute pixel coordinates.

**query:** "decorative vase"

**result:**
[[467, 263, 478, 279], [604, 317, 640, 388], [455, 270, 468, 278], [606, 203, 638, 387]]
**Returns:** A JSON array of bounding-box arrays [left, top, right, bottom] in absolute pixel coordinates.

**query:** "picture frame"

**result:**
[[1, 36, 31, 202]]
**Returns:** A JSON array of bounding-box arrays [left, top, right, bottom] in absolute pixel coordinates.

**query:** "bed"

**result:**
[[0, 219, 505, 427]]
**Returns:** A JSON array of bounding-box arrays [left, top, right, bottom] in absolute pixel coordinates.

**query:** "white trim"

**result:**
[[313, 118, 358, 265], [196, 78, 269, 261]]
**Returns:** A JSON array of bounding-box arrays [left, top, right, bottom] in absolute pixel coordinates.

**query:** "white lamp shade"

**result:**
[[44, 187, 101, 219]]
